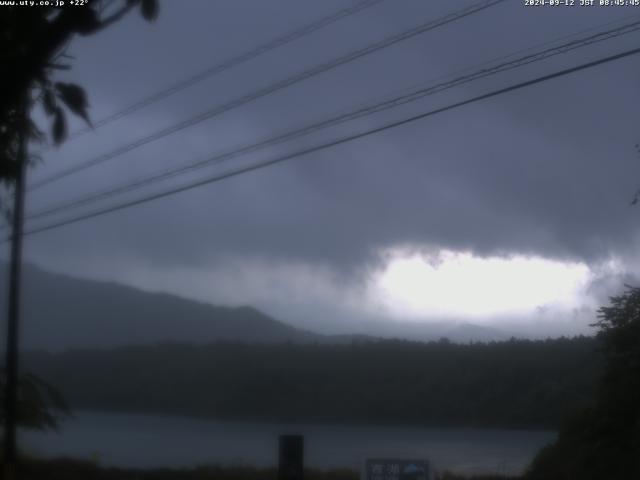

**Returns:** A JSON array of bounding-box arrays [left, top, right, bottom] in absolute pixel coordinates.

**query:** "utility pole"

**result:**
[[3, 102, 28, 480]]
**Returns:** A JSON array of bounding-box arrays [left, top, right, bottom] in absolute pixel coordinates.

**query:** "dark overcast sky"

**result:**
[[11, 0, 640, 337]]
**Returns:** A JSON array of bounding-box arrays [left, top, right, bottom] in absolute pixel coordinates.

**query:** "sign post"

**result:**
[[279, 435, 304, 480]]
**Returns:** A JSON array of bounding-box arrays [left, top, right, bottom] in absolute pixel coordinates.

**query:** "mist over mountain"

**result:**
[[341, 318, 508, 344], [1, 263, 512, 351]]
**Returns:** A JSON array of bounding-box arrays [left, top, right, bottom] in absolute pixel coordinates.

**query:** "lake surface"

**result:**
[[21, 411, 556, 476]]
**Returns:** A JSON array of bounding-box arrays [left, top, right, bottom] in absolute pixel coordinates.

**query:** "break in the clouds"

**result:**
[[12, 0, 640, 338], [372, 248, 592, 319]]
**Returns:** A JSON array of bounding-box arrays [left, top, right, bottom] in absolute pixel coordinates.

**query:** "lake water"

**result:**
[[21, 411, 556, 476]]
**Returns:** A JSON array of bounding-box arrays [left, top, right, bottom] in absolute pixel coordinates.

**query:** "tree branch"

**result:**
[[94, 1, 137, 32]]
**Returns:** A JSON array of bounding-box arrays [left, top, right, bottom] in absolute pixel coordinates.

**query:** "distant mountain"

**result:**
[[0, 263, 322, 351], [442, 322, 508, 342], [0, 263, 509, 351], [341, 319, 507, 344]]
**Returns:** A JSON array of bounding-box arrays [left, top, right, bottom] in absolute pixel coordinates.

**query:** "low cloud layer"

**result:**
[[11, 0, 640, 338]]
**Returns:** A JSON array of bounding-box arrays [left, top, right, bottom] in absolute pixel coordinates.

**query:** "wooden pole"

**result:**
[[3, 105, 28, 479], [279, 435, 304, 480]]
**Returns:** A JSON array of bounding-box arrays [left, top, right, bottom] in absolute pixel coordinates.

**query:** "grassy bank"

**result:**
[[0, 457, 519, 480]]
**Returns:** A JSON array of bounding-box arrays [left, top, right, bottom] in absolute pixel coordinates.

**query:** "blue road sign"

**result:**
[[365, 459, 430, 480]]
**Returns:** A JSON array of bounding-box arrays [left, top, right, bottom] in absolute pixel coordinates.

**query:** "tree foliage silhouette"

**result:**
[[0, 0, 159, 431], [0, 371, 70, 431], [0, 0, 159, 185], [527, 286, 640, 479]]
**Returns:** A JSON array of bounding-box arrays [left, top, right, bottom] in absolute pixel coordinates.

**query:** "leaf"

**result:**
[[55, 82, 91, 125], [74, 7, 101, 35], [52, 108, 67, 145], [140, 0, 159, 21], [42, 88, 56, 116], [46, 62, 72, 71], [28, 119, 44, 143]]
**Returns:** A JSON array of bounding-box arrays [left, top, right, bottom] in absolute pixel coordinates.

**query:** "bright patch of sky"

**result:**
[[370, 248, 593, 319]]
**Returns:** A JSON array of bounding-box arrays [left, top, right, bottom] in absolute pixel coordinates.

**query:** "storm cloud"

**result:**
[[12, 0, 640, 337]]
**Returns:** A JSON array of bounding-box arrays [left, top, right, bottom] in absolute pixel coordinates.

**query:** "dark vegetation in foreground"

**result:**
[[14, 287, 640, 479], [23, 336, 599, 430], [525, 287, 640, 479], [0, 457, 514, 480]]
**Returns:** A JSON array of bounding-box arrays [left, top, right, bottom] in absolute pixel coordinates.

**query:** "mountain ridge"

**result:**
[[0, 263, 322, 351], [0, 262, 508, 351]]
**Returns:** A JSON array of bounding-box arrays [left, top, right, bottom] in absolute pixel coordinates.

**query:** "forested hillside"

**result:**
[[24, 336, 600, 430], [0, 263, 321, 350]]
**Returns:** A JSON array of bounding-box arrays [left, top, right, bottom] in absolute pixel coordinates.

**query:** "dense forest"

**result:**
[[23, 336, 600, 430], [525, 287, 640, 479]]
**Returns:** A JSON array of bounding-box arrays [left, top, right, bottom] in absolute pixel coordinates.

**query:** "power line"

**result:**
[[29, 0, 506, 190], [425, 12, 640, 81], [16, 44, 640, 241], [67, 0, 388, 139], [23, 18, 640, 223]]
